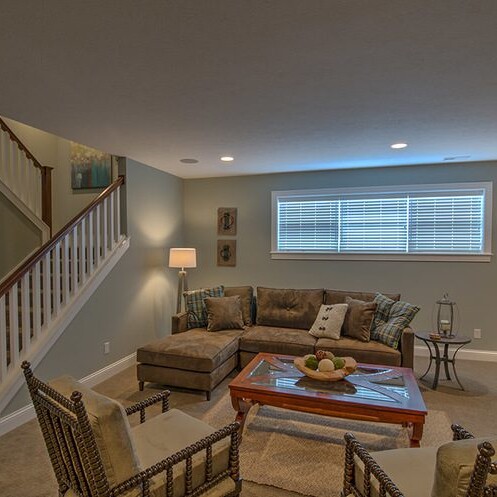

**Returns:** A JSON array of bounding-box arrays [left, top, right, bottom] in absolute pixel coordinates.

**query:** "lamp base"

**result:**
[[176, 270, 188, 314]]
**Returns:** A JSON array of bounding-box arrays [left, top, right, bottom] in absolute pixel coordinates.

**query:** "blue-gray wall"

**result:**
[[184, 161, 497, 351]]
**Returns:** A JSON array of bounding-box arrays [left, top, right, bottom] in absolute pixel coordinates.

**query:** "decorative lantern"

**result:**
[[436, 293, 458, 337]]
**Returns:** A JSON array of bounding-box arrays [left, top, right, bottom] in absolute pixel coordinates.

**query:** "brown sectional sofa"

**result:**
[[137, 286, 414, 400]]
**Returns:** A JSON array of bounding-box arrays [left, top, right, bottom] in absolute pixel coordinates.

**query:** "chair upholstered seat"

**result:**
[[132, 409, 234, 497], [354, 447, 437, 497]]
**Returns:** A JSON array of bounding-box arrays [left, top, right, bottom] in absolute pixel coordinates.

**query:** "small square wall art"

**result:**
[[217, 207, 237, 236], [217, 240, 236, 266], [71, 142, 112, 190]]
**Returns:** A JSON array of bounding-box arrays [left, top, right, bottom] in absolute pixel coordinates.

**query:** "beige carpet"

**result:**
[[202, 393, 452, 497]]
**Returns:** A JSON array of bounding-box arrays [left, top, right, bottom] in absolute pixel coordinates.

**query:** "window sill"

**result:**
[[270, 252, 492, 262]]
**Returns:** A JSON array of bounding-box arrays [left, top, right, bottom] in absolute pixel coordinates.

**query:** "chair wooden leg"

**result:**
[[206, 391, 211, 401], [138, 381, 144, 391]]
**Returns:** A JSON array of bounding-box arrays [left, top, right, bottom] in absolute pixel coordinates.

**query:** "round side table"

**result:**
[[415, 331, 471, 390]]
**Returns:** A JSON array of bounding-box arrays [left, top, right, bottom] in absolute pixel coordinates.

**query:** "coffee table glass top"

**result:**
[[243, 354, 424, 410]]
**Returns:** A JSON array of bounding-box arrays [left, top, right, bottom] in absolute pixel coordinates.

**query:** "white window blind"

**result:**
[[273, 183, 491, 258]]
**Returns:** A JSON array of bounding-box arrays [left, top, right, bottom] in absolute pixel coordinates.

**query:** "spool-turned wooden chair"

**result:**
[[22, 361, 241, 497], [342, 424, 497, 497]]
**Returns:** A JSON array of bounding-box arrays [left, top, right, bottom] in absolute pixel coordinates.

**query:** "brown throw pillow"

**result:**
[[204, 296, 244, 332], [224, 286, 254, 326], [343, 297, 377, 342]]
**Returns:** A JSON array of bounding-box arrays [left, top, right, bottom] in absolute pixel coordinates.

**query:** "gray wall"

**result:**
[[184, 161, 497, 351], [2, 158, 184, 415], [0, 193, 42, 279]]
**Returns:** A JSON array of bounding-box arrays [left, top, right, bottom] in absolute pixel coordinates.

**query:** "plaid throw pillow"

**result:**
[[371, 293, 419, 349], [184, 286, 224, 328]]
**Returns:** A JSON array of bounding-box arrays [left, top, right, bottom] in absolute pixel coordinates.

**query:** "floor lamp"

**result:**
[[169, 248, 197, 313]]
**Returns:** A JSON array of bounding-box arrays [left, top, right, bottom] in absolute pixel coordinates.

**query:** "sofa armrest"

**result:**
[[400, 326, 414, 369], [171, 312, 188, 334]]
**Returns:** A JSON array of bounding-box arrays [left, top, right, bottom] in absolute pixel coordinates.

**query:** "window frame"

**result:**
[[271, 182, 493, 262]]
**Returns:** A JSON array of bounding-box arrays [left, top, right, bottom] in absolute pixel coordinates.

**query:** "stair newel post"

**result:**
[[41, 166, 52, 233]]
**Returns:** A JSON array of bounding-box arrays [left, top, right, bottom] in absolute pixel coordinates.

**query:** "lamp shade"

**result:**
[[169, 248, 197, 268]]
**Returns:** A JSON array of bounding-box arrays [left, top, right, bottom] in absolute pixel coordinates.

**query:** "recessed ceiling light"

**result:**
[[179, 158, 199, 164], [220, 156, 234, 162], [390, 143, 408, 149]]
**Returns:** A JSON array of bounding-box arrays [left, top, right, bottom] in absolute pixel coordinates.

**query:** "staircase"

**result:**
[[0, 117, 52, 241], [0, 124, 129, 413]]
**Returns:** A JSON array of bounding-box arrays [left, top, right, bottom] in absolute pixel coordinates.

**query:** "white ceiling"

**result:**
[[1, 1, 497, 179]]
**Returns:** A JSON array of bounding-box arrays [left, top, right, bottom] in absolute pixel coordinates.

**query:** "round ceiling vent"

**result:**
[[180, 158, 199, 164]]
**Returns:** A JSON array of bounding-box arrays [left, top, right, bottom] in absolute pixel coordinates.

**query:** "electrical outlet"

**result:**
[[104, 341, 110, 354], [474, 328, 482, 339]]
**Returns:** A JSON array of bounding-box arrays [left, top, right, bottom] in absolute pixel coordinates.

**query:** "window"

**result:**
[[272, 183, 492, 261]]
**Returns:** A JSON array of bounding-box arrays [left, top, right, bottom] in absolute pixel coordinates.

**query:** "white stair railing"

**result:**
[[0, 117, 52, 230], [0, 176, 124, 391]]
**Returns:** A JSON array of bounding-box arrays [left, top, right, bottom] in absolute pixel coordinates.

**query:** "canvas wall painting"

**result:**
[[71, 142, 112, 190], [217, 240, 236, 266], [217, 207, 237, 236]]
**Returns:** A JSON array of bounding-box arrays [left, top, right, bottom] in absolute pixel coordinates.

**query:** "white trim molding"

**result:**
[[0, 352, 137, 437], [414, 345, 497, 362]]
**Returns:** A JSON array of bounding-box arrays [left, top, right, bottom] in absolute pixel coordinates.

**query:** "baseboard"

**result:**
[[414, 345, 497, 362], [0, 352, 136, 438]]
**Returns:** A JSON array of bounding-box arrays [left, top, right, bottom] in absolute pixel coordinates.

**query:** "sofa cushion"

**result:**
[[315, 337, 401, 366], [371, 293, 420, 349], [205, 296, 244, 332], [431, 436, 497, 497], [137, 329, 243, 372], [240, 325, 317, 356], [132, 408, 234, 497], [49, 376, 140, 490], [309, 303, 348, 339], [325, 289, 400, 305], [343, 297, 376, 342], [256, 287, 324, 329], [184, 286, 224, 328], [224, 286, 254, 326]]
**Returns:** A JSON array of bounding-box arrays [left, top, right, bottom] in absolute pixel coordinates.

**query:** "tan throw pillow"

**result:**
[[309, 304, 348, 339], [343, 297, 377, 342], [205, 296, 244, 332]]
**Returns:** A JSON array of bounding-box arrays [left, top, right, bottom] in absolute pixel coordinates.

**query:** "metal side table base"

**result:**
[[415, 332, 471, 391]]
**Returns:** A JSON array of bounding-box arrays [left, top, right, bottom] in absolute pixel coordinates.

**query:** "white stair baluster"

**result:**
[[80, 218, 87, 285], [21, 272, 31, 355], [88, 210, 94, 276], [61, 236, 70, 304], [103, 197, 108, 259], [43, 252, 51, 328], [33, 261, 41, 339], [53, 243, 61, 315], [110, 191, 115, 249], [8, 284, 19, 370], [116, 186, 121, 241], [96, 204, 101, 266], [71, 227, 78, 294]]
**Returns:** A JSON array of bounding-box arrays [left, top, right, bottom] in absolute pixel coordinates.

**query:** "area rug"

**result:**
[[202, 393, 452, 497]]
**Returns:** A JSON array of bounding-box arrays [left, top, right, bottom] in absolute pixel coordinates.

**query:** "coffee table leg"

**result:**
[[443, 343, 451, 380], [432, 342, 441, 389], [231, 396, 255, 436], [409, 422, 424, 448]]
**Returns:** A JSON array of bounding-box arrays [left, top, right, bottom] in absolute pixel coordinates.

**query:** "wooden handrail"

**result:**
[[0, 175, 125, 298], [0, 117, 53, 172]]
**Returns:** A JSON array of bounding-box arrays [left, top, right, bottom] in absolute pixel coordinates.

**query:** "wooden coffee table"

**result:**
[[229, 353, 427, 447]]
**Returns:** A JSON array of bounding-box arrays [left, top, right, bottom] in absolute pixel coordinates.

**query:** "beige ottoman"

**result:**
[[137, 329, 243, 400]]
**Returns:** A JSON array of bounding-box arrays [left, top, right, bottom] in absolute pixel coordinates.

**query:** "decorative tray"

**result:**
[[293, 355, 357, 381]]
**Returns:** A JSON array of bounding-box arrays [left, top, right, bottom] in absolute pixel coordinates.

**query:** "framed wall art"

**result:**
[[217, 207, 237, 236], [217, 240, 236, 266], [71, 142, 112, 190]]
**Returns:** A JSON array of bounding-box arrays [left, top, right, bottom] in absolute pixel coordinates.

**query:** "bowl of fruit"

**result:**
[[293, 350, 357, 381]]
